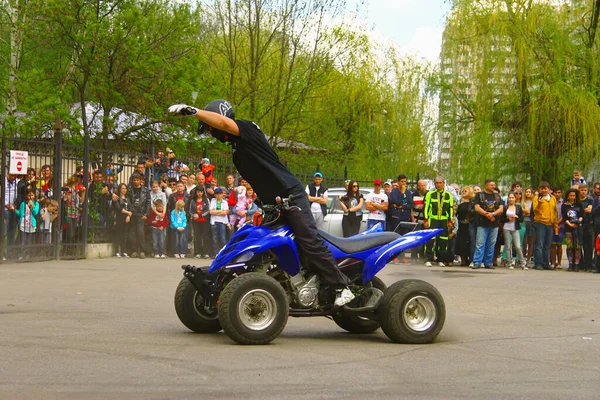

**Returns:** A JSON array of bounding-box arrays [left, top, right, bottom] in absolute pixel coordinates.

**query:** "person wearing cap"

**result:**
[[306, 172, 329, 228], [365, 179, 389, 230], [168, 100, 355, 307], [423, 176, 454, 267], [201, 158, 215, 184]]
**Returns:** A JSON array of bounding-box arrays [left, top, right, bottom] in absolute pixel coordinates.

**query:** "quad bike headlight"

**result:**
[[234, 251, 255, 263]]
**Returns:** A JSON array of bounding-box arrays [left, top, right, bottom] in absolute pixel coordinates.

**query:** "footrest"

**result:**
[[342, 287, 384, 314]]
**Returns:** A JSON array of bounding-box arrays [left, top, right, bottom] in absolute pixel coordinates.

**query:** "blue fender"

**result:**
[[362, 228, 443, 283], [208, 226, 301, 276]]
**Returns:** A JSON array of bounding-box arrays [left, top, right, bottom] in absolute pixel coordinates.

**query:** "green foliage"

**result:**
[[437, 0, 600, 188], [1, 0, 437, 182]]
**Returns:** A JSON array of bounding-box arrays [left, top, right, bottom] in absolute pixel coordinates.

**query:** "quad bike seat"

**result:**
[[318, 230, 400, 254]]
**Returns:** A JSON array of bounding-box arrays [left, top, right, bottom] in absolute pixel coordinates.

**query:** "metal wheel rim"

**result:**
[[402, 295, 436, 332], [238, 289, 277, 331], [193, 292, 218, 320]]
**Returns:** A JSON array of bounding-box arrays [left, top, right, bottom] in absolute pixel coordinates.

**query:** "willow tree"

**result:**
[[438, 0, 600, 187], [202, 0, 366, 148]]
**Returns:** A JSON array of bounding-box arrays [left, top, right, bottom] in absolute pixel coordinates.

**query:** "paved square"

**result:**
[[1, 258, 598, 399]]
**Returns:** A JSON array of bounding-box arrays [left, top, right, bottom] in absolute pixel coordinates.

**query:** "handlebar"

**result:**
[[274, 193, 298, 206]]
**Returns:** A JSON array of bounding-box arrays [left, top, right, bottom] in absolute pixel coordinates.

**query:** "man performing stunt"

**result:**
[[168, 100, 354, 307]]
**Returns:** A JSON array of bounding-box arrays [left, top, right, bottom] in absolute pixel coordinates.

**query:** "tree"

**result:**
[[437, 0, 600, 187]]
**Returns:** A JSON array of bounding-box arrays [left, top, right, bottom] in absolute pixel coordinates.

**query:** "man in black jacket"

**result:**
[[127, 172, 150, 258], [169, 100, 354, 307]]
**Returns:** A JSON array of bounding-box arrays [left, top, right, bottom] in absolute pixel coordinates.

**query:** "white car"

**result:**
[[320, 187, 374, 237]]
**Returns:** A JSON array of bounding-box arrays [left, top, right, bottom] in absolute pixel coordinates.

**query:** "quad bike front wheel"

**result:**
[[174, 275, 222, 333], [218, 273, 289, 345], [377, 279, 445, 344]]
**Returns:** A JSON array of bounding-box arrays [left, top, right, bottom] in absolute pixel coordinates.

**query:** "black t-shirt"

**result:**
[[231, 120, 300, 204], [474, 191, 503, 227], [562, 203, 583, 232]]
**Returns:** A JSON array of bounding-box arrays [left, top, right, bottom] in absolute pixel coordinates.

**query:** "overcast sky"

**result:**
[[347, 0, 451, 62]]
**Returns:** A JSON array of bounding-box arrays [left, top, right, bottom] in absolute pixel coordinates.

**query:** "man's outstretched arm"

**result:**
[[169, 104, 240, 136]]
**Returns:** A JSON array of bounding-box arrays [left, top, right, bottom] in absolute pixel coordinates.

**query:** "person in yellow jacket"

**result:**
[[532, 181, 558, 270], [423, 177, 454, 267]]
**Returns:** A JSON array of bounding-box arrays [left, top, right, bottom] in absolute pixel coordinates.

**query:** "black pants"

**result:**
[[285, 187, 348, 287], [192, 220, 212, 256], [341, 214, 361, 238], [425, 219, 450, 262], [130, 215, 146, 253], [595, 224, 600, 271], [580, 223, 594, 270], [114, 219, 129, 254]]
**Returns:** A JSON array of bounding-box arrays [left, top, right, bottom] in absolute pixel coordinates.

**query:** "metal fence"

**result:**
[[1, 127, 419, 263]]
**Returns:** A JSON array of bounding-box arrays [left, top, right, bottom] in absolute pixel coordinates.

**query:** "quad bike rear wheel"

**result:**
[[377, 279, 445, 344], [174, 274, 222, 333], [332, 276, 386, 334]]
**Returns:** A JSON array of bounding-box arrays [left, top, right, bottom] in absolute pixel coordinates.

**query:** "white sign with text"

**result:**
[[9, 150, 28, 174]]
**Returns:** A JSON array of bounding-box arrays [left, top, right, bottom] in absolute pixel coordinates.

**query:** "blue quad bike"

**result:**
[[175, 196, 446, 345]]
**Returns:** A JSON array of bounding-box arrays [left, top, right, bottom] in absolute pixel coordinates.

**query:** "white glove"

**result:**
[[168, 104, 199, 116]]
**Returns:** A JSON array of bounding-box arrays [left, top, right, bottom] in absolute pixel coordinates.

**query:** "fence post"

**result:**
[[0, 128, 6, 262], [81, 134, 90, 249], [53, 119, 63, 260], [149, 141, 155, 184]]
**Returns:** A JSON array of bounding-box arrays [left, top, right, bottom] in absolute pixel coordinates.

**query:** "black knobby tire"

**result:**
[[218, 272, 289, 345], [174, 275, 222, 333], [332, 276, 387, 334], [377, 279, 445, 344]]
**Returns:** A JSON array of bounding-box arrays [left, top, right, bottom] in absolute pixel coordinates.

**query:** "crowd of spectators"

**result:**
[[1, 148, 263, 260], [332, 170, 600, 272], [4, 153, 600, 271]]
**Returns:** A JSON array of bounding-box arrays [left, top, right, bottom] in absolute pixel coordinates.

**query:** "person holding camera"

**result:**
[[532, 181, 558, 270]]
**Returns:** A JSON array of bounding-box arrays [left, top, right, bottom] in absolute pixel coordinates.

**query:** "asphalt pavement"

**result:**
[[1, 257, 599, 399]]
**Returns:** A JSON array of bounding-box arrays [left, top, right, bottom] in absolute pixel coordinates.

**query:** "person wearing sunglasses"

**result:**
[[339, 180, 364, 237]]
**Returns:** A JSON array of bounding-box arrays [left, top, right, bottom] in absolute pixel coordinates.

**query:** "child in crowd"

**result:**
[[229, 185, 253, 229], [148, 199, 169, 258], [63, 175, 82, 243], [572, 169, 587, 187], [150, 180, 167, 216], [189, 186, 211, 259], [170, 199, 187, 258], [201, 158, 215, 183], [39, 198, 58, 244], [210, 187, 229, 256], [16, 189, 39, 247]]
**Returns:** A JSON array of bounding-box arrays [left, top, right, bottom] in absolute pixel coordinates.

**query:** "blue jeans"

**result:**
[[367, 219, 385, 231], [469, 223, 477, 262], [152, 228, 166, 255], [174, 229, 187, 255], [533, 222, 553, 268], [473, 226, 499, 267], [211, 222, 227, 255]]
